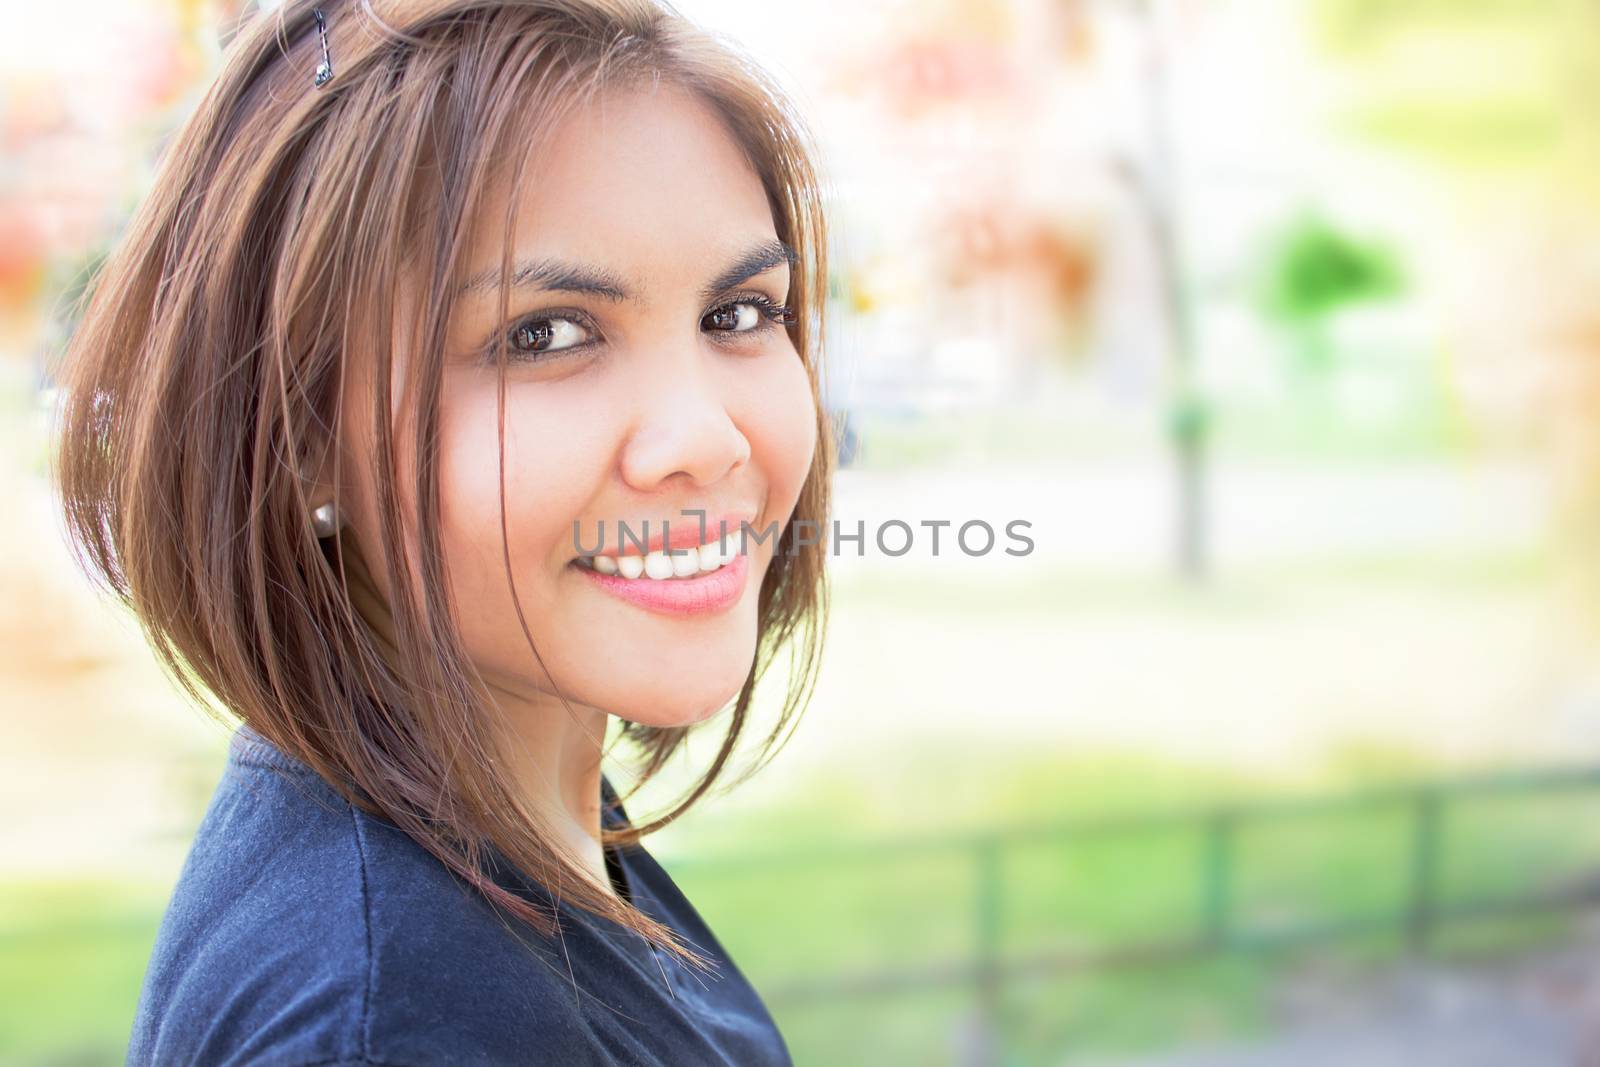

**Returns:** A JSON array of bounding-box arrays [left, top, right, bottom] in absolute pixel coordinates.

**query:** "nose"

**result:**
[[618, 343, 752, 491]]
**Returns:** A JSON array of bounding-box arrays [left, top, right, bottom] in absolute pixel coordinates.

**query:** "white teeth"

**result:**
[[581, 533, 740, 581], [699, 539, 723, 570]]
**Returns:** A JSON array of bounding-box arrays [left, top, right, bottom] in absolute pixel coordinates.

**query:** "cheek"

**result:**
[[740, 349, 819, 522], [434, 377, 615, 637]]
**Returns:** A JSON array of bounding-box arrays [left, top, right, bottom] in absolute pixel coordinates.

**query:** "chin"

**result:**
[[610, 672, 749, 729], [587, 624, 758, 728]]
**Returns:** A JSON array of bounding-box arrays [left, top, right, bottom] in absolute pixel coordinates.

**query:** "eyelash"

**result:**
[[485, 293, 797, 365]]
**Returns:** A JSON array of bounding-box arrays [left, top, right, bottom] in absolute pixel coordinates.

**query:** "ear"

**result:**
[[297, 429, 341, 512]]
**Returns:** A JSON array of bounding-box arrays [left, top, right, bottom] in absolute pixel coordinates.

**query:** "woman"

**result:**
[[51, 1, 833, 1063]]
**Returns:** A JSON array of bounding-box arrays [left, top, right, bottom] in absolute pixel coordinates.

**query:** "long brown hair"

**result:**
[[50, 0, 833, 973]]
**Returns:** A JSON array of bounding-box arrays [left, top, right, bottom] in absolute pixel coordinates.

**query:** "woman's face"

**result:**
[[341, 83, 818, 728]]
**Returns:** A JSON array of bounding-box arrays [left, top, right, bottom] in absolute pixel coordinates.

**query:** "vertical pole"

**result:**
[[1141, 0, 1209, 581], [1407, 790, 1442, 955], [960, 836, 1005, 1067], [1202, 811, 1234, 950]]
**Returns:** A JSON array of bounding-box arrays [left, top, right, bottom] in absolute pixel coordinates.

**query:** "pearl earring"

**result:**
[[311, 502, 339, 538]]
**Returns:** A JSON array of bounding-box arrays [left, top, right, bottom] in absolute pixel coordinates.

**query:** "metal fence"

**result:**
[[666, 765, 1600, 1065]]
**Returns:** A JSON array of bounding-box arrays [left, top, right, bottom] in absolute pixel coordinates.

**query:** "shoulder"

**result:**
[[127, 727, 604, 1067]]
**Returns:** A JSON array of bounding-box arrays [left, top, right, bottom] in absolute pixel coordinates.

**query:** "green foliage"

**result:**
[[1313, 0, 1563, 55], [1342, 98, 1561, 169], [1310, 0, 1589, 173], [1258, 213, 1405, 327]]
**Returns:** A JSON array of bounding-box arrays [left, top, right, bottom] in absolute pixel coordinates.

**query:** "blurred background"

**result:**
[[9, 0, 1600, 1063]]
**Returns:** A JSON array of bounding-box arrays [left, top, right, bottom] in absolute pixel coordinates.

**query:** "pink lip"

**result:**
[[578, 511, 756, 560], [571, 550, 750, 617]]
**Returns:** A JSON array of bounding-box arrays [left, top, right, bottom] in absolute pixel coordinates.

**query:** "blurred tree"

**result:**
[[1310, 0, 1600, 647], [1312, 0, 1596, 187], [1257, 212, 1405, 377], [1314, 0, 1562, 55]]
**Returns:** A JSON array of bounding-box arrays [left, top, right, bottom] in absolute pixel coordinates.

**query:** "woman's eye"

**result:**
[[702, 299, 794, 335], [507, 315, 592, 356], [703, 303, 761, 333]]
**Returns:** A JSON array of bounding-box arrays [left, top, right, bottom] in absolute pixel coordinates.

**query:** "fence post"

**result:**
[[1407, 788, 1442, 955], [959, 835, 1005, 1067], [1202, 811, 1234, 950]]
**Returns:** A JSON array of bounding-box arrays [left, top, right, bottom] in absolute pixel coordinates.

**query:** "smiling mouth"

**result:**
[[572, 531, 739, 582]]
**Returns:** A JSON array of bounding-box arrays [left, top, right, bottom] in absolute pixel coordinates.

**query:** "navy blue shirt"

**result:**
[[126, 724, 792, 1066]]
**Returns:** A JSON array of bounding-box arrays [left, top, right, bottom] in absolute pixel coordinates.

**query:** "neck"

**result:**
[[487, 684, 618, 900], [341, 544, 620, 900]]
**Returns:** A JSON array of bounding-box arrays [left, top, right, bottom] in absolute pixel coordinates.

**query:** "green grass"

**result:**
[[664, 767, 1600, 1066], [0, 882, 170, 1067], [7, 768, 1600, 1066]]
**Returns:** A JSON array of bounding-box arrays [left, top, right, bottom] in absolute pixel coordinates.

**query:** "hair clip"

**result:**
[[312, 8, 334, 88]]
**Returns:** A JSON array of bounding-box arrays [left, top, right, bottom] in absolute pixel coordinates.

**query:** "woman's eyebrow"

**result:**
[[455, 238, 796, 301], [457, 259, 632, 301], [697, 238, 797, 301]]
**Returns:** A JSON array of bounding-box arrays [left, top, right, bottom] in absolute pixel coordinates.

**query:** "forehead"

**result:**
[[464, 82, 778, 290]]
